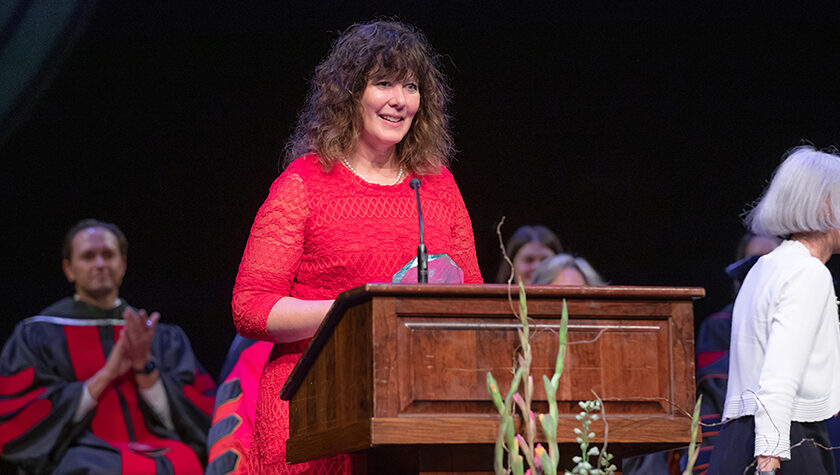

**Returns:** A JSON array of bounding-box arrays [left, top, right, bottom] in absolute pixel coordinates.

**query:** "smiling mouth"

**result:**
[[379, 114, 403, 123]]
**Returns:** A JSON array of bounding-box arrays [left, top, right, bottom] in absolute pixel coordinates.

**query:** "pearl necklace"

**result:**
[[341, 157, 404, 186]]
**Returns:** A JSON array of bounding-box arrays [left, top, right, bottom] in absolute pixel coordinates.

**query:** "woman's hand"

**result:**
[[756, 454, 780, 471]]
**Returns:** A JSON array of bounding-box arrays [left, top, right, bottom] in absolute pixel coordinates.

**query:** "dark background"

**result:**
[[3, 1, 840, 378]]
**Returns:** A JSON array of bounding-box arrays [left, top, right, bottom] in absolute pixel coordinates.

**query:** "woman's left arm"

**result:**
[[754, 263, 833, 460]]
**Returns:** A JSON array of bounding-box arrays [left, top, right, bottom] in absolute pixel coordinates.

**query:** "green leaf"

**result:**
[[513, 454, 524, 475], [555, 300, 569, 377], [539, 446, 556, 475], [682, 395, 703, 475], [505, 413, 516, 451], [486, 372, 505, 413], [505, 367, 524, 405], [494, 416, 508, 474]]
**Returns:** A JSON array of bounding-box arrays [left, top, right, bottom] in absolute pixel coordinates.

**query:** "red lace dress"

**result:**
[[232, 154, 482, 473]]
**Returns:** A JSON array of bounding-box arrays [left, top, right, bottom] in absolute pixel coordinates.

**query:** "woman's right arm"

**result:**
[[232, 172, 332, 343], [264, 297, 333, 343]]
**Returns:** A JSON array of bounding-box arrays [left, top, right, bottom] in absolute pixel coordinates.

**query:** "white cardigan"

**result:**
[[722, 239, 840, 460]]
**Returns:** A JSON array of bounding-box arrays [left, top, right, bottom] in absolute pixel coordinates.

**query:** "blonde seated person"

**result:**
[[531, 253, 607, 286]]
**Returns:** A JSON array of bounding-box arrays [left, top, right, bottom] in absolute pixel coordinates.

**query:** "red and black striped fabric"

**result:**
[[205, 335, 272, 475], [692, 304, 734, 475]]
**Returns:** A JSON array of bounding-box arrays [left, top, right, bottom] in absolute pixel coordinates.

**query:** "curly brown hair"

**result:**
[[283, 20, 453, 175]]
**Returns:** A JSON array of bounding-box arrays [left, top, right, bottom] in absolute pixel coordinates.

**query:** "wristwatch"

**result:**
[[757, 470, 777, 475], [134, 359, 157, 375]]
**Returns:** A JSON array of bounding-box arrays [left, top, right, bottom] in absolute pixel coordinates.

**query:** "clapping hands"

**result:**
[[122, 307, 160, 372], [89, 307, 162, 399]]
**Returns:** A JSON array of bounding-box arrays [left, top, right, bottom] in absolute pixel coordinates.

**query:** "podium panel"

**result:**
[[280, 284, 703, 470]]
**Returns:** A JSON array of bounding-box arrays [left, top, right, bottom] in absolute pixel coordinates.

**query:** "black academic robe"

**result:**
[[0, 297, 215, 474]]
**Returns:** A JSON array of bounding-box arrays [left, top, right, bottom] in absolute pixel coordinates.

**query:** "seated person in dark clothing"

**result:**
[[0, 219, 215, 474], [692, 232, 780, 474], [624, 232, 780, 475], [205, 335, 272, 475]]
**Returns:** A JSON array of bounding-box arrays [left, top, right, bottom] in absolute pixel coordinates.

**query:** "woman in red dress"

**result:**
[[232, 20, 482, 473]]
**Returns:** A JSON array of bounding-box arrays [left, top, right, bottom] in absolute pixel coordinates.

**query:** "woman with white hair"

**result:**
[[531, 253, 606, 286], [708, 146, 840, 475]]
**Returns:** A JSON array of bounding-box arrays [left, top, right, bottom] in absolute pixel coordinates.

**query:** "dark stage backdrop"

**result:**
[[2, 1, 840, 378]]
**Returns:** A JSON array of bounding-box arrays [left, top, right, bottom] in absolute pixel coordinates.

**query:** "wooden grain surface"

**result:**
[[285, 284, 702, 469]]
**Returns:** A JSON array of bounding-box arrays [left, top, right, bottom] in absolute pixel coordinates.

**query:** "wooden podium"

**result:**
[[280, 283, 704, 473]]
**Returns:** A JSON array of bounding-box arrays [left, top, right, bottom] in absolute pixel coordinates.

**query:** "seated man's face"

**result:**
[[62, 227, 127, 300]]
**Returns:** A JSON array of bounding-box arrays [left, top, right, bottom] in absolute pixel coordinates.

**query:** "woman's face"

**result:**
[[358, 76, 420, 155], [513, 241, 555, 285]]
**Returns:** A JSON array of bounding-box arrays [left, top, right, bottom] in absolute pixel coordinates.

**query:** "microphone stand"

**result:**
[[409, 178, 428, 283]]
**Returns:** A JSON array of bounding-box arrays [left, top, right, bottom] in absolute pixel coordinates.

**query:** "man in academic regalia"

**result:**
[[0, 219, 215, 474]]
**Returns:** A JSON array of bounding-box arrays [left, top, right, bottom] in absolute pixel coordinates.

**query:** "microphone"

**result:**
[[409, 178, 428, 283]]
